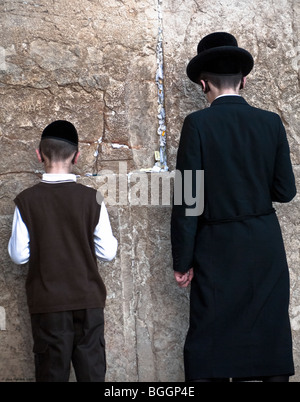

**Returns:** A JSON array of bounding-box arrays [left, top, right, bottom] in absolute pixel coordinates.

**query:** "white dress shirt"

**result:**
[[215, 94, 242, 100], [8, 174, 118, 265]]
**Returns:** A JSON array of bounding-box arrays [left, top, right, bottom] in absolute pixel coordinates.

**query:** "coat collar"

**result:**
[[210, 95, 249, 107]]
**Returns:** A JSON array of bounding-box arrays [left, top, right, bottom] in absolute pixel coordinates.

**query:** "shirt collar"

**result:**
[[215, 94, 242, 100], [41, 173, 77, 184]]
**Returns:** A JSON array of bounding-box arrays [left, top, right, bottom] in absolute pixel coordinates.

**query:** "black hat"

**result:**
[[41, 120, 78, 145], [187, 32, 254, 83]]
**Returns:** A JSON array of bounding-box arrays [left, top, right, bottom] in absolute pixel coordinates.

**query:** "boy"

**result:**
[[8, 120, 118, 382]]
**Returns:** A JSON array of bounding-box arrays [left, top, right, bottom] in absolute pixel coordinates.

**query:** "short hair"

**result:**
[[39, 138, 78, 162], [199, 72, 243, 90]]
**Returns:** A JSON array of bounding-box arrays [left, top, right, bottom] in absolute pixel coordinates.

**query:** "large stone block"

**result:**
[[0, 0, 159, 172], [163, 0, 300, 167]]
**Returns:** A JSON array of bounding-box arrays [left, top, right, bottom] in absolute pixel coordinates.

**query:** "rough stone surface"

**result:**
[[0, 0, 299, 382]]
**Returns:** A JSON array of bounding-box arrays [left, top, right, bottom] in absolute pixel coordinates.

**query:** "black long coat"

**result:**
[[171, 96, 297, 380]]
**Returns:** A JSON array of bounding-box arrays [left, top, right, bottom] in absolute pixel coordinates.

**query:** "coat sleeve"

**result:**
[[171, 114, 203, 273], [271, 118, 296, 203]]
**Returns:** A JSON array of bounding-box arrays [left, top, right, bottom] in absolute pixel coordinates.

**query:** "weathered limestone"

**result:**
[[0, 0, 299, 382], [0, 0, 159, 175]]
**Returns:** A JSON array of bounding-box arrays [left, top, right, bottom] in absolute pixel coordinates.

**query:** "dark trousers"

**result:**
[[31, 308, 106, 382]]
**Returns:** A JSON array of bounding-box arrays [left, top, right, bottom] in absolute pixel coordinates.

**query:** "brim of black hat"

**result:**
[[186, 46, 254, 83]]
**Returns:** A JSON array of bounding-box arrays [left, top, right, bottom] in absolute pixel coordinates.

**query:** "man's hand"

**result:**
[[174, 268, 194, 288]]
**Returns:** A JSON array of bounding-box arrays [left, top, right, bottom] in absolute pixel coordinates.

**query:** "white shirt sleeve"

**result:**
[[8, 203, 117, 265], [94, 202, 118, 262], [8, 207, 30, 265]]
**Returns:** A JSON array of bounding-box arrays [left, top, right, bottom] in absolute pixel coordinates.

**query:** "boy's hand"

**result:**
[[174, 268, 194, 288]]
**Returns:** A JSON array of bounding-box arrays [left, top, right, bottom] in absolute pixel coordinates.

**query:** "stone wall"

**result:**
[[0, 0, 299, 382]]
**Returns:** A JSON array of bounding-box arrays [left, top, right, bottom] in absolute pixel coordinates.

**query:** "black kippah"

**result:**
[[41, 120, 78, 145]]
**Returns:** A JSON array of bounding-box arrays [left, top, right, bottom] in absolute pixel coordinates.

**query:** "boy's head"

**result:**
[[186, 32, 253, 84], [199, 72, 244, 93], [38, 120, 79, 164]]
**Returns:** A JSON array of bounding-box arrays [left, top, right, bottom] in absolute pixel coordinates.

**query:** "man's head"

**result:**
[[199, 72, 246, 94], [186, 32, 253, 85], [37, 120, 79, 167]]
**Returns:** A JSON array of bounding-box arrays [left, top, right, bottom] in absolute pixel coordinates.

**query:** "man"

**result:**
[[171, 32, 296, 382]]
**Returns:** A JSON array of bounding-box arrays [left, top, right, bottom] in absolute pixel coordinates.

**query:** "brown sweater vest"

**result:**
[[15, 181, 106, 314]]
